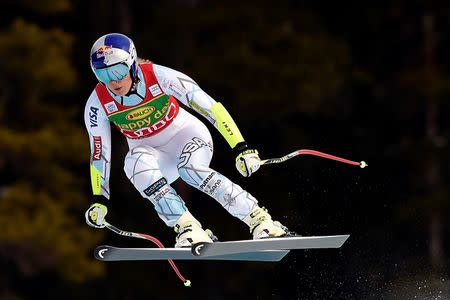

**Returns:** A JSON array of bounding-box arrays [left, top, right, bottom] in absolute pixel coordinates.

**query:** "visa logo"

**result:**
[[89, 106, 99, 127]]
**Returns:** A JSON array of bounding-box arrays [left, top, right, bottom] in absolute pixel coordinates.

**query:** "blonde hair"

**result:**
[[137, 57, 151, 64]]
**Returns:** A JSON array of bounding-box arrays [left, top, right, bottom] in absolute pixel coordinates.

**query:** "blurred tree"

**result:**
[[395, 12, 450, 274], [23, 0, 72, 14], [146, 1, 350, 121], [0, 13, 104, 291]]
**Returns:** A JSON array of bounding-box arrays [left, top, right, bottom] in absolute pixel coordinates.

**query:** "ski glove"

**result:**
[[85, 203, 108, 228], [234, 142, 261, 177]]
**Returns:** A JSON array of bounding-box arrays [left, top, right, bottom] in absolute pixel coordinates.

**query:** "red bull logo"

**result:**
[[96, 45, 113, 58]]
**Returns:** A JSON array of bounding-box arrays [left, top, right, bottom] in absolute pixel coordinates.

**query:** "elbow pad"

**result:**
[[210, 102, 245, 148], [90, 164, 102, 195]]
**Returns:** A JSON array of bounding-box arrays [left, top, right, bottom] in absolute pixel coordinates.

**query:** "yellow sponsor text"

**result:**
[[126, 106, 155, 120]]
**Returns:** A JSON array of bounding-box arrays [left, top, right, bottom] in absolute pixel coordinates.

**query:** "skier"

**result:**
[[84, 33, 291, 247]]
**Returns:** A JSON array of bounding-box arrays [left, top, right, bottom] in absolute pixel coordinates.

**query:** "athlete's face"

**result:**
[[106, 74, 132, 96]]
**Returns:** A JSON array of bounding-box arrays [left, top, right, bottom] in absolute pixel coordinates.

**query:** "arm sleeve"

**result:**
[[153, 63, 245, 148], [84, 91, 112, 199]]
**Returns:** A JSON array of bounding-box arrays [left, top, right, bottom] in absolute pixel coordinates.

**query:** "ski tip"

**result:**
[[338, 235, 350, 247], [94, 245, 111, 260], [191, 242, 210, 256]]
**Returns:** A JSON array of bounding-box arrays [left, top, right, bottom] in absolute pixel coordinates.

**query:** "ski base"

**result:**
[[94, 245, 289, 262], [192, 234, 350, 257]]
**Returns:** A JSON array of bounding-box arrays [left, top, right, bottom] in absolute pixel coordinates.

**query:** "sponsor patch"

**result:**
[[177, 137, 209, 168], [105, 101, 118, 114], [92, 136, 102, 160], [126, 106, 155, 120], [168, 82, 186, 99], [188, 100, 210, 118], [96, 45, 113, 58], [209, 179, 222, 195], [115, 100, 179, 139], [153, 186, 170, 202], [89, 106, 99, 127], [149, 84, 162, 96], [199, 172, 216, 191], [144, 178, 168, 197]]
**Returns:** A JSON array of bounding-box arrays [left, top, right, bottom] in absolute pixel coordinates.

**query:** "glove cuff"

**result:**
[[92, 195, 107, 204], [90, 196, 109, 211], [233, 141, 250, 157]]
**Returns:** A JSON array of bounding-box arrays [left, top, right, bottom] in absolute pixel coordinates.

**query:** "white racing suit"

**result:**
[[84, 62, 258, 227]]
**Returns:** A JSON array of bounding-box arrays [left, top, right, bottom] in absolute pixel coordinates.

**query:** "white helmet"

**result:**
[[90, 33, 138, 83]]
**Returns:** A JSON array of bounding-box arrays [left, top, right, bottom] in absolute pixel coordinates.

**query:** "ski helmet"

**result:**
[[90, 33, 138, 83]]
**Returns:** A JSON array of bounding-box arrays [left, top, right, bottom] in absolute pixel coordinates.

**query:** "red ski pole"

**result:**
[[103, 220, 191, 287], [261, 149, 368, 168]]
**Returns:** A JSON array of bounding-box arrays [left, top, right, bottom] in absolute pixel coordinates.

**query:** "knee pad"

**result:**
[[177, 137, 214, 186], [124, 146, 161, 191], [177, 137, 213, 169]]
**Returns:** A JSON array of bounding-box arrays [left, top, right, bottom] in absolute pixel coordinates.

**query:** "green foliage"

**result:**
[[0, 16, 104, 283], [24, 0, 72, 14], [0, 18, 76, 94], [0, 182, 104, 281]]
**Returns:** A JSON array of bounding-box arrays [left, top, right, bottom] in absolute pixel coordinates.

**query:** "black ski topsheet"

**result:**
[[94, 245, 290, 262], [192, 235, 350, 257]]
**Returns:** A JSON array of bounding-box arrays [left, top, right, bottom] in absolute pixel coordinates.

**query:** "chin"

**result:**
[[112, 87, 127, 96]]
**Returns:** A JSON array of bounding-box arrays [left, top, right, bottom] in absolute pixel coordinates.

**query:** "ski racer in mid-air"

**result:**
[[84, 33, 291, 247]]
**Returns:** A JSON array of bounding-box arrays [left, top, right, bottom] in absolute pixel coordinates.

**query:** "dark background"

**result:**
[[0, 1, 449, 299]]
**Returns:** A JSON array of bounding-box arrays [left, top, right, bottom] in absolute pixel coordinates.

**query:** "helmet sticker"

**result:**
[[90, 33, 138, 82]]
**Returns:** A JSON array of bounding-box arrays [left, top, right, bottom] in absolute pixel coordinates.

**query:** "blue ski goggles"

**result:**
[[93, 63, 130, 83]]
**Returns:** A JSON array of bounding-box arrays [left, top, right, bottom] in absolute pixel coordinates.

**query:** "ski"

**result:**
[[191, 234, 350, 257], [94, 245, 290, 262]]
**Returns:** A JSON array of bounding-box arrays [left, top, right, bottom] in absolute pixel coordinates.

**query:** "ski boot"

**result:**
[[243, 206, 293, 239], [174, 211, 217, 248]]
